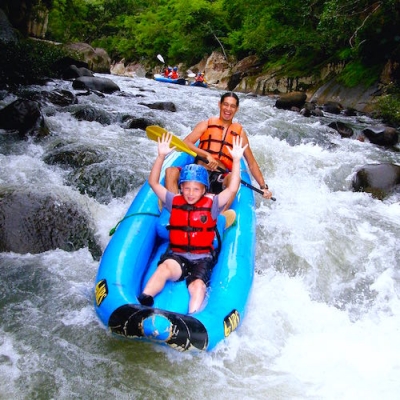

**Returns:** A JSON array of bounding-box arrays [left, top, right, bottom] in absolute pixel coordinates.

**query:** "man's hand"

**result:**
[[204, 153, 220, 170], [261, 188, 274, 200]]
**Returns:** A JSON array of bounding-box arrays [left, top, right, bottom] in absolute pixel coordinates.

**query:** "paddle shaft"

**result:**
[[145, 125, 276, 200], [196, 155, 276, 200]]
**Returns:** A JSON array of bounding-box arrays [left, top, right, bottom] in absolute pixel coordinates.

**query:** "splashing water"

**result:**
[[1, 75, 400, 399]]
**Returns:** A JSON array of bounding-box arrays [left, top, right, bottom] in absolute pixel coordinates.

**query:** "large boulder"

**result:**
[[51, 56, 89, 79], [362, 126, 399, 146], [139, 101, 177, 112], [227, 55, 262, 91], [323, 101, 343, 114], [275, 92, 307, 110], [111, 59, 146, 77], [65, 42, 111, 73], [0, 99, 49, 137], [203, 51, 231, 88], [72, 76, 120, 93], [352, 163, 400, 199], [0, 189, 102, 259], [328, 121, 354, 138], [62, 64, 94, 80], [0, 8, 19, 44]]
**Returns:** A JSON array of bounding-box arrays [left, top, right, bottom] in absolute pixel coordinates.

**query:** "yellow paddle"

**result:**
[[145, 125, 276, 200], [146, 125, 197, 157]]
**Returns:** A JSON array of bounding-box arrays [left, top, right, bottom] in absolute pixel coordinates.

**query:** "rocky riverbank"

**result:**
[[111, 50, 396, 115]]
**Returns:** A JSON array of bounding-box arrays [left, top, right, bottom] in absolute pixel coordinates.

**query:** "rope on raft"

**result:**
[[109, 212, 160, 236]]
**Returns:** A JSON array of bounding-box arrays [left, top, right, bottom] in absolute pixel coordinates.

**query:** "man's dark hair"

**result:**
[[220, 92, 239, 107]]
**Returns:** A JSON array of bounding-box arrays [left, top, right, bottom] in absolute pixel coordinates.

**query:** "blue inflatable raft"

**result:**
[[94, 149, 256, 352], [154, 74, 186, 85], [190, 81, 208, 88]]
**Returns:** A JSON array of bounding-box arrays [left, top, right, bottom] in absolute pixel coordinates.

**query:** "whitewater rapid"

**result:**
[[0, 74, 400, 399]]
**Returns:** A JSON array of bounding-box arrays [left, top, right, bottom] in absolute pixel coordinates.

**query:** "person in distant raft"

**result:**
[[169, 66, 179, 79], [163, 66, 172, 78], [164, 92, 273, 213], [138, 132, 248, 314], [195, 72, 206, 83]]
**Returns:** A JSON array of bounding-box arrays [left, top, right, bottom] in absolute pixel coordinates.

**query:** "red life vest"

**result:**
[[198, 117, 243, 171], [168, 194, 216, 254]]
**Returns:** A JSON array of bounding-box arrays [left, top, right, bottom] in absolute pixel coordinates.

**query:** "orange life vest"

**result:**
[[198, 117, 243, 171], [170, 71, 179, 79], [168, 194, 216, 254]]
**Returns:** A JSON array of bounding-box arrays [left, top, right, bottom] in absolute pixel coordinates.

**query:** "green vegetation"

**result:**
[[0, 39, 71, 84], [2, 0, 400, 122], [376, 85, 400, 126], [44, 1, 400, 75]]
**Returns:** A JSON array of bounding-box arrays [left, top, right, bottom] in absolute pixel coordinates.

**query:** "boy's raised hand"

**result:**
[[228, 136, 248, 160], [158, 132, 175, 157]]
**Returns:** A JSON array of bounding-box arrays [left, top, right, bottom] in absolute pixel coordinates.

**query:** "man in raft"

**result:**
[[138, 132, 247, 314], [164, 92, 273, 213]]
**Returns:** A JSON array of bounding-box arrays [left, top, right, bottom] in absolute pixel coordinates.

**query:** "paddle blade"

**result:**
[[146, 125, 197, 157], [157, 54, 165, 63]]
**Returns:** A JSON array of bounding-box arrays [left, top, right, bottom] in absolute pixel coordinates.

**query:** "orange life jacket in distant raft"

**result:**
[[168, 195, 216, 254], [198, 117, 243, 171]]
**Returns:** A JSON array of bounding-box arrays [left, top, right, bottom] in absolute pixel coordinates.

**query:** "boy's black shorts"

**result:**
[[158, 251, 215, 286]]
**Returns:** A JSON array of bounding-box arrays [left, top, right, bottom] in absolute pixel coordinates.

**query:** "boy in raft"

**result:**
[[138, 132, 248, 314]]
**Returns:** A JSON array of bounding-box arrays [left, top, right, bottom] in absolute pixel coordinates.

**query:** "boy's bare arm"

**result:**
[[217, 137, 248, 207], [149, 133, 174, 203]]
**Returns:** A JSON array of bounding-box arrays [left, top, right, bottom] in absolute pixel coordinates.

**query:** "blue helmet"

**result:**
[[173, 66, 178, 71], [179, 164, 209, 189]]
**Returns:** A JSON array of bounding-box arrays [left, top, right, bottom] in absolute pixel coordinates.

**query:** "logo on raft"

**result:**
[[108, 304, 209, 351], [95, 279, 108, 306], [223, 310, 240, 337]]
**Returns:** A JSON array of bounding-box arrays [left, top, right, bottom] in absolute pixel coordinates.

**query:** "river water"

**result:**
[[1, 74, 400, 399]]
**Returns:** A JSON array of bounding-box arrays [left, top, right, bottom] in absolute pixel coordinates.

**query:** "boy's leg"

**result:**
[[139, 258, 181, 305]]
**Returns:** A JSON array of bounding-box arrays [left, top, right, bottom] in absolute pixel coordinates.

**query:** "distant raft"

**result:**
[[190, 81, 208, 88], [154, 73, 187, 85], [94, 149, 256, 352]]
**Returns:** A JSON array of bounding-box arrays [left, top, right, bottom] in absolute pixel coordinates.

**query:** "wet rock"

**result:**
[[64, 43, 111, 73], [51, 56, 89, 78], [70, 105, 113, 125], [328, 121, 354, 138], [140, 101, 177, 112], [62, 65, 94, 80], [362, 126, 399, 146], [322, 101, 343, 114], [124, 117, 157, 130], [352, 163, 400, 199], [300, 107, 311, 117], [0, 189, 102, 259], [275, 92, 307, 110], [0, 98, 50, 138], [72, 76, 120, 93], [343, 107, 357, 116], [33, 89, 77, 107], [43, 144, 105, 168], [67, 161, 147, 204], [0, 9, 19, 44]]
